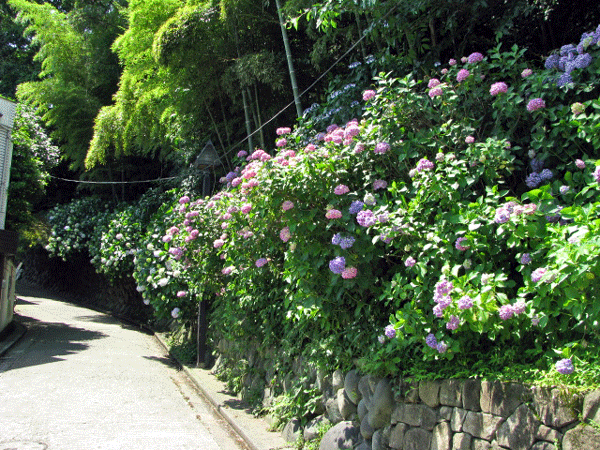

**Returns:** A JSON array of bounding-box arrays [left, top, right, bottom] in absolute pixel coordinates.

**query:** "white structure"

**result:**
[[0, 97, 18, 335]]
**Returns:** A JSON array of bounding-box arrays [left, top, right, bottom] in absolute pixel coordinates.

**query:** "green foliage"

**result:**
[[9, 0, 125, 171]]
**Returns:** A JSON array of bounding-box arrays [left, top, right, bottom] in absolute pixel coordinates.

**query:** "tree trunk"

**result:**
[[275, 0, 302, 118]]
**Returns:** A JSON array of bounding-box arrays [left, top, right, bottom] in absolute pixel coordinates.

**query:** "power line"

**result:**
[[49, 175, 178, 185]]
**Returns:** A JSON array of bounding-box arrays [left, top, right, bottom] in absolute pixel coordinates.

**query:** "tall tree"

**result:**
[[8, 0, 126, 171]]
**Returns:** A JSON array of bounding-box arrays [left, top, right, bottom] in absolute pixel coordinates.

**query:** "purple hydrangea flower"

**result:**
[[384, 325, 396, 339], [494, 207, 511, 224], [455, 237, 469, 251], [332, 233, 342, 245], [594, 167, 600, 183], [255, 258, 268, 268], [525, 173, 542, 189], [555, 358, 574, 375], [428, 78, 441, 88], [557, 73, 573, 87], [468, 52, 484, 63], [357, 210, 377, 227], [374, 142, 390, 154], [329, 257, 346, 274], [574, 53, 592, 69], [531, 267, 547, 283], [458, 296, 473, 310], [527, 98, 546, 111], [425, 334, 438, 349], [349, 201, 364, 214], [498, 304, 514, 320], [436, 341, 448, 353], [446, 315, 460, 331], [429, 87, 443, 98], [540, 169, 553, 180], [520, 253, 532, 265], [457, 69, 470, 82], [417, 158, 435, 171], [373, 179, 387, 190], [334, 184, 350, 195], [545, 54, 559, 69], [340, 236, 356, 249]]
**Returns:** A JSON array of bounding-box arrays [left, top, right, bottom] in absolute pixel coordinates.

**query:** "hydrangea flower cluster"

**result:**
[[490, 82, 508, 96], [555, 358, 575, 375], [525, 167, 553, 188], [357, 210, 377, 227], [526, 98, 546, 112], [425, 333, 448, 354], [332, 233, 356, 249], [349, 201, 364, 214], [498, 300, 526, 320], [326, 209, 343, 219], [456, 69, 470, 82], [334, 184, 350, 195], [455, 237, 469, 251], [329, 256, 346, 274], [433, 277, 454, 318]]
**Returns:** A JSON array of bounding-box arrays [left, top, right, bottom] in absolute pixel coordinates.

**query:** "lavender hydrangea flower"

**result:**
[[520, 253, 532, 265], [574, 53, 592, 69], [467, 52, 484, 63], [426, 334, 438, 348], [329, 257, 346, 274], [458, 296, 473, 310], [374, 142, 390, 154], [557, 73, 573, 87], [531, 267, 547, 283], [540, 169, 553, 180], [405, 256, 416, 267], [555, 358, 574, 375], [545, 54, 559, 69], [498, 304, 514, 320], [494, 207, 511, 224], [575, 159, 586, 169], [428, 78, 441, 88], [525, 173, 542, 188], [457, 69, 470, 82], [436, 341, 448, 353], [429, 87, 443, 98], [417, 158, 434, 171], [349, 201, 364, 214], [332, 233, 342, 245], [384, 325, 396, 339], [255, 258, 268, 268], [357, 210, 377, 227], [339, 236, 356, 249]]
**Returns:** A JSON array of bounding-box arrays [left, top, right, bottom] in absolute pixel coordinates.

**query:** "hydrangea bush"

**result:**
[[44, 25, 600, 397]]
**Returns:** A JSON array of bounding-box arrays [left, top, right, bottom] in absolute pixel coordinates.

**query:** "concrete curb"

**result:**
[[0, 320, 27, 358], [154, 333, 294, 450]]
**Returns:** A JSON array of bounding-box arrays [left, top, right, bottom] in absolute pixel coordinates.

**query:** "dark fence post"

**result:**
[[196, 298, 207, 368]]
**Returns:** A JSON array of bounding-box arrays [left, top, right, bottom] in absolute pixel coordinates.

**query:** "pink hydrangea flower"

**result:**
[[280, 226, 291, 243], [177, 291, 187, 298], [498, 304, 514, 320], [405, 256, 416, 267], [326, 209, 343, 219], [276, 127, 291, 135], [341, 267, 358, 279], [441, 68, 448, 74], [527, 98, 546, 111], [282, 200, 294, 211], [373, 179, 387, 190], [179, 196, 190, 204], [221, 266, 234, 275], [455, 237, 469, 251], [427, 78, 441, 88], [521, 68, 532, 78], [374, 142, 390, 154], [457, 69, 470, 82], [575, 159, 586, 169], [490, 82, 508, 96], [237, 150, 248, 158], [429, 87, 443, 98], [334, 184, 350, 195], [241, 203, 252, 214], [467, 52, 484, 63], [449, 58, 457, 66], [213, 239, 225, 248], [276, 138, 287, 147], [362, 90, 376, 101], [465, 136, 475, 144]]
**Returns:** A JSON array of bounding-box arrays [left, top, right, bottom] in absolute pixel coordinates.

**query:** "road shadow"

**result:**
[[0, 314, 107, 372]]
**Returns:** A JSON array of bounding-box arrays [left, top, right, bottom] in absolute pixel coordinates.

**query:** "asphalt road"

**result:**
[[0, 289, 246, 450]]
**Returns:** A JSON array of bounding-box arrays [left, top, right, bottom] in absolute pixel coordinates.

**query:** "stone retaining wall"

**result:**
[[285, 369, 600, 450], [212, 341, 600, 450]]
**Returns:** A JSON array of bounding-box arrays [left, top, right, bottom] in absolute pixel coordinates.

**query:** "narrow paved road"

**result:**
[[0, 288, 245, 450]]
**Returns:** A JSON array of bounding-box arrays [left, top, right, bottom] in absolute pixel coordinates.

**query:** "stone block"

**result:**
[[332, 369, 345, 392], [355, 442, 371, 450], [319, 421, 361, 450], [282, 418, 302, 443], [536, 424, 562, 443], [462, 378, 481, 411], [361, 415, 375, 440], [400, 379, 420, 403], [391, 403, 436, 430], [403, 428, 432, 450], [462, 411, 504, 441], [430, 421, 452, 450], [326, 396, 344, 424], [372, 426, 390, 450], [367, 379, 394, 430], [480, 381, 529, 418], [496, 404, 539, 450], [359, 375, 375, 409], [304, 415, 331, 441], [531, 443, 557, 450], [419, 380, 441, 408], [440, 379, 462, 407], [438, 406, 453, 422], [583, 389, 600, 426], [338, 388, 357, 420], [532, 386, 579, 428], [562, 423, 600, 450], [389, 423, 407, 449], [452, 432, 472, 450], [358, 398, 369, 422], [451, 407, 468, 432], [344, 369, 362, 405]]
